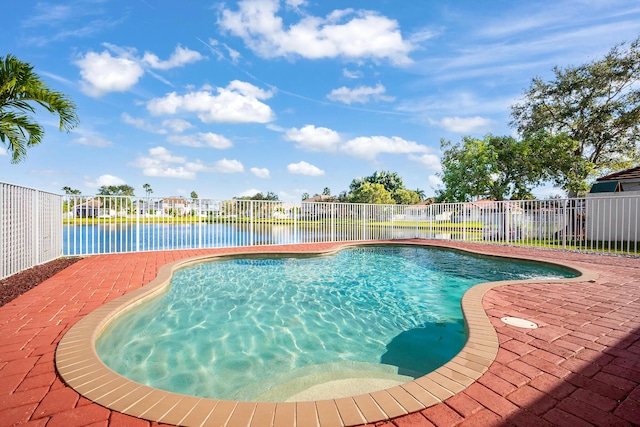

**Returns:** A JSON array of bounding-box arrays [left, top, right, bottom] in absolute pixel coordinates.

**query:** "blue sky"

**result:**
[[2, 0, 639, 201]]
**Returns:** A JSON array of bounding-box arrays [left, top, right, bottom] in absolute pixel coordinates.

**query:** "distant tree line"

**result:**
[[234, 191, 280, 201], [301, 171, 426, 205]]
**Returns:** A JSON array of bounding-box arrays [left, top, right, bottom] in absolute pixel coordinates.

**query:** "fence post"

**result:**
[[250, 200, 254, 246], [362, 204, 366, 241], [562, 199, 567, 250], [33, 190, 40, 265], [429, 205, 434, 239], [390, 205, 394, 239], [463, 204, 467, 242], [135, 199, 140, 252], [506, 202, 511, 245], [331, 203, 335, 242]]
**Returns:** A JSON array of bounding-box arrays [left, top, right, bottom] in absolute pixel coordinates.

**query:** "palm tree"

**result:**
[[0, 54, 79, 163], [143, 183, 153, 198], [61, 186, 82, 214], [62, 186, 81, 195], [142, 183, 153, 216]]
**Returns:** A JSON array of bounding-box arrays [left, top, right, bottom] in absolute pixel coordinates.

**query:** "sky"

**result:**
[[1, 0, 639, 201]]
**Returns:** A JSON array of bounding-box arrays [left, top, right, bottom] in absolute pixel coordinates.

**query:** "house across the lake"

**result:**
[[75, 199, 102, 218]]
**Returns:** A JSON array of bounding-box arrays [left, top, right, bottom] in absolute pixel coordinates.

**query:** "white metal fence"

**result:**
[[61, 193, 639, 257], [1, 182, 63, 280], [1, 182, 638, 280]]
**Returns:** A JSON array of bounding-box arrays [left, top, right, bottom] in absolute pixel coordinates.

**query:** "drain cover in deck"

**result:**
[[500, 317, 538, 329]]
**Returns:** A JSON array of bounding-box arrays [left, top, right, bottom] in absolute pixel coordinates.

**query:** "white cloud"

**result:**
[[408, 153, 442, 172], [132, 146, 198, 179], [144, 167, 197, 179], [147, 80, 275, 123], [342, 68, 362, 79], [39, 71, 74, 86], [284, 125, 341, 151], [85, 174, 126, 188], [76, 44, 204, 97], [162, 119, 194, 133], [251, 167, 271, 178], [435, 116, 492, 133], [398, 91, 514, 120], [148, 146, 186, 164], [121, 113, 167, 134], [142, 45, 204, 70], [278, 189, 305, 202], [236, 188, 262, 198], [227, 80, 273, 99], [287, 161, 325, 176], [21, 3, 121, 47], [0, 147, 7, 157], [409, 28, 439, 44], [212, 158, 245, 173], [341, 136, 430, 160], [285, 0, 307, 8], [24, 4, 73, 27], [218, 0, 414, 65], [76, 50, 144, 97], [72, 135, 113, 147], [327, 83, 394, 104], [167, 132, 233, 149], [267, 124, 286, 132], [206, 38, 242, 63]]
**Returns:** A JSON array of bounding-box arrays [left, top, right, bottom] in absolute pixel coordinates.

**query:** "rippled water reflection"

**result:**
[[96, 245, 575, 400]]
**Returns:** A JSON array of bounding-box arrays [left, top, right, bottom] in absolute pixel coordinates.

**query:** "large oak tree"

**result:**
[[436, 135, 558, 202], [511, 37, 640, 196]]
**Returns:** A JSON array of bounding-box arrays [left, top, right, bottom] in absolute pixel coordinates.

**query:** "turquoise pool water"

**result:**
[[96, 246, 575, 401]]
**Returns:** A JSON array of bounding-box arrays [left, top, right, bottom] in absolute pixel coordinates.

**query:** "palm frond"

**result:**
[[0, 54, 78, 163]]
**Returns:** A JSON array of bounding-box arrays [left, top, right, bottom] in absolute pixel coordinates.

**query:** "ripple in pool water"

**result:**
[[96, 245, 575, 401]]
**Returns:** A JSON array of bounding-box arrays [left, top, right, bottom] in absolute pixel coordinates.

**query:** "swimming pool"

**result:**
[[95, 245, 576, 401]]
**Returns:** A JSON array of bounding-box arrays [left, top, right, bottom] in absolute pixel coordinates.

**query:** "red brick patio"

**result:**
[[0, 241, 638, 426]]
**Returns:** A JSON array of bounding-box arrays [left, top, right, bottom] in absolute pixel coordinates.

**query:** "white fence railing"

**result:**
[[1, 182, 638, 280], [61, 194, 639, 257], [1, 182, 63, 280]]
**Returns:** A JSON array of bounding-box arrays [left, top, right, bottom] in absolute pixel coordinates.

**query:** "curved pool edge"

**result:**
[[54, 240, 598, 427]]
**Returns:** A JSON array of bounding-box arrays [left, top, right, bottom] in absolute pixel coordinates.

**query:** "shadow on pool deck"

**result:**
[[0, 240, 638, 426]]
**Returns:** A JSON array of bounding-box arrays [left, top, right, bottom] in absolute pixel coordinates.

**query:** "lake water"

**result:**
[[63, 223, 308, 255]]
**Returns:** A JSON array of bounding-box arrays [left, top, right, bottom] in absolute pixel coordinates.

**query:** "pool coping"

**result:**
[[54, 241, 598, 427]]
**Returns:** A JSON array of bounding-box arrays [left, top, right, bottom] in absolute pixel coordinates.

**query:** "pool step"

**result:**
[[230, 361, 415, 401]]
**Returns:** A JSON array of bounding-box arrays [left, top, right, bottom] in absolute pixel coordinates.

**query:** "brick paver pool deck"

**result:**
[[0, 240, 638, 426]]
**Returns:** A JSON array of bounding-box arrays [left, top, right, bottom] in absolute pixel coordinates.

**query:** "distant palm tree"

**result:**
[[415, 188, 426, 201], [62, 186, 81, 195], [143, 183, 153, 197], [0, 54, 79, 163]]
